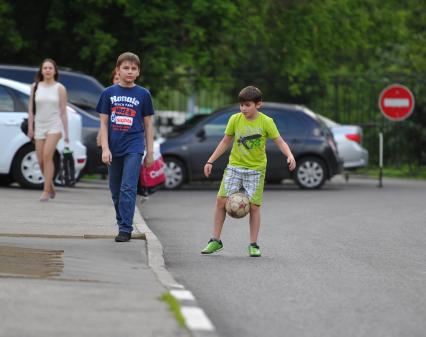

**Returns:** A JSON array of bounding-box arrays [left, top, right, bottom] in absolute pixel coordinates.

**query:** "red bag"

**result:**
[[138, 156, 166, 196]]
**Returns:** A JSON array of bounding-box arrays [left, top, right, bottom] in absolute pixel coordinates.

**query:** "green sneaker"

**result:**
[[248, 244, 261, 257], [201, 239, 223, 254]]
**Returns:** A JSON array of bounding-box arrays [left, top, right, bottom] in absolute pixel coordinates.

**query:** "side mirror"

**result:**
[[196, 128, 206, 140]]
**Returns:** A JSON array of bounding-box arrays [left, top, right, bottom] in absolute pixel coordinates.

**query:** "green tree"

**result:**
[[2, 0, 264, 92], [0, 0, 24, 58]]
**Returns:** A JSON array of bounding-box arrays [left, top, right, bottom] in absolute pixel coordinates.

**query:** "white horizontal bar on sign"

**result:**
[[170, 290, 195, 301], [181, 307, 214, 331], [384, 98, 410, 107]]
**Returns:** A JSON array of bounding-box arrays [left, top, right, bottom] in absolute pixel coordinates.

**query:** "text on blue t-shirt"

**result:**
[[96, 84, 154, 157]]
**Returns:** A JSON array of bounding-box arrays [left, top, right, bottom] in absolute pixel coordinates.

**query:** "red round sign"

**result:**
[[379, 84, 415, 121]]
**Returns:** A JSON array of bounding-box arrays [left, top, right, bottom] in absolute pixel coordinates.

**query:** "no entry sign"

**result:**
[[379, 84, 415, 121]]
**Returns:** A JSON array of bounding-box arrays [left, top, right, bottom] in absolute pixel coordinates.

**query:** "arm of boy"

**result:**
[[273, 136, 296, 171], [96, 130, 101, 147], [204, 135, 234, 177], [99, 114, 112, 165], [143, 115, 154, 168]]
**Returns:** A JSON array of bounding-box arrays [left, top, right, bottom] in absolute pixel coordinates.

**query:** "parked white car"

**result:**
[[317, 114, 368, 169], [0, 77, 87, 188]]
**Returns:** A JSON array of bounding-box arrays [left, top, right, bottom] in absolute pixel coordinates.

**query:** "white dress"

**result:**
[[34, 82, 62, 139]]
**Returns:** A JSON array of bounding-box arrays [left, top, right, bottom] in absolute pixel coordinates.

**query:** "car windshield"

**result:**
[[166, 114, 209, 136]]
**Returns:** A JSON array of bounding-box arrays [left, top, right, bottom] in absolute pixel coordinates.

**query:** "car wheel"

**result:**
[[12, 144, 45, 189], [266, 178, 283, 184], [163, 157, 186, 190], [295, 156, 327, 189]]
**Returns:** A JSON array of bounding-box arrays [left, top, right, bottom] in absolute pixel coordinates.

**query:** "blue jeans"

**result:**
[[108, 153, 142, 233]]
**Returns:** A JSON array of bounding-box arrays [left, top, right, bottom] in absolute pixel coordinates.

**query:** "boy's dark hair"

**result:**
[[238, 86, 262, 103], [116, 52, 140, 69]]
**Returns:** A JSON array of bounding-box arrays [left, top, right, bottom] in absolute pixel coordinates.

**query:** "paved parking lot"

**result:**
[[140, 177, 426, 337]]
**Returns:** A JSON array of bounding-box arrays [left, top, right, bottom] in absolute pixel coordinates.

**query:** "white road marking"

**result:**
[[181, 307, 214, 331], [170, 290, 195, 301]]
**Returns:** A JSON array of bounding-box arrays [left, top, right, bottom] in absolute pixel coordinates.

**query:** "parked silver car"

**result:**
[[317, 115, 368, 169]]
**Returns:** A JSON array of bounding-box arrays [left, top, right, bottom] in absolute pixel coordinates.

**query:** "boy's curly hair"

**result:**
[[238, 86, 262, 103]]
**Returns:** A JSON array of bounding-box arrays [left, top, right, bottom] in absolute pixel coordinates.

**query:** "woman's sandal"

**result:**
[[39, 192, 50, 202]]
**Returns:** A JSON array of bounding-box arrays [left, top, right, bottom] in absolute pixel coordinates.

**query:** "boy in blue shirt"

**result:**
[[97, 52, 154, 242]]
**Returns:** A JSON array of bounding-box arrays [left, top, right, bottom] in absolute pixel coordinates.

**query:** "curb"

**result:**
[[0, 233, 145, 240], [134, 205, 220, 337]]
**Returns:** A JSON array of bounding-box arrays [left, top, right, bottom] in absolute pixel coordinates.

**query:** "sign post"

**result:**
[[378, 132, 383, 187], [377, 84, 415, 187]]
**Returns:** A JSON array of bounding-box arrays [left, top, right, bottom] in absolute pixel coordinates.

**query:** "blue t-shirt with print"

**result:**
[[96, 84, 154, 157]]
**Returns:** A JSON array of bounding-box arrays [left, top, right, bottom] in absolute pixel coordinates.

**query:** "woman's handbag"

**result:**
[[21, 82, 38, 136], [20, 118, 29, 135], [58, 147, 76, 187]]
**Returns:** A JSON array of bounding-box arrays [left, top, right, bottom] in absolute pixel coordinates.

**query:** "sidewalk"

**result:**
[[0, 181, 189, 337]]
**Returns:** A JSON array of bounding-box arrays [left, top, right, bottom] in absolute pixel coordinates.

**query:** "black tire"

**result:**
[[12, 144, 44, 189], [163, 157, 186, 190], [12, 144, 59, 189], [266, 178, 283, 184], [0, 174, 13, 186], [294, 156, 327, 190]]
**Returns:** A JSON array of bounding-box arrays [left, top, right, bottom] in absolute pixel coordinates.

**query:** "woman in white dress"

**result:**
[[27, 59, 69, 201]]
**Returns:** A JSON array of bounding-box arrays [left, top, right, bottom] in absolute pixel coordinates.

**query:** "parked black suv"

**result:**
[[0, 64, 105, 175], [160, 102, 342, 189]]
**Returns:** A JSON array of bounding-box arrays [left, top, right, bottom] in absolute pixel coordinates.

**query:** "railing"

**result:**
[[153, 75, 426, 167]]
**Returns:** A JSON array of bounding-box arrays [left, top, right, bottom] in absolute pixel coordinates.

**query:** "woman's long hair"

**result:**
[[35, 58, 59, 82]]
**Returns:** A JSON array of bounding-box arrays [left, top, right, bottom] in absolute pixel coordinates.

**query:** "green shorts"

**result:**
[[217, 165, 265, 205]]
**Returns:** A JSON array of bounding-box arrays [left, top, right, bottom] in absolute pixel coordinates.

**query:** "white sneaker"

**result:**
[[140, 195, 149, 204]]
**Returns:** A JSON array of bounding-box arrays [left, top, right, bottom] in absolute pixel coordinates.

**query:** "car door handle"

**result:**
[[5, 121, 21, 126]]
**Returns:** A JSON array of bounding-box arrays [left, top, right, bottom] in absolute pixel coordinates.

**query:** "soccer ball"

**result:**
[[225, 192, 250, 219]]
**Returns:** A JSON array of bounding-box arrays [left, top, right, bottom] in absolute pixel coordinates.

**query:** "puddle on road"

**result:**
[[0, 245, 64, 278]]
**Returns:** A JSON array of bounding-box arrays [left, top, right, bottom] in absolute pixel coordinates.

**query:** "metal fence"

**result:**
[[153, 75, 426, 167], [309, 76, 426, 167]]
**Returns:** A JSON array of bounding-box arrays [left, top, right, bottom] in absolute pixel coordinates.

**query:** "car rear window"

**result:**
[[263, 109, 307, 137], [59, 74, 104, 111], [204, 111, 235, 136], [313, 114, 334, 137], [7, 87, 28, 111], [0, 85, 14, 112]]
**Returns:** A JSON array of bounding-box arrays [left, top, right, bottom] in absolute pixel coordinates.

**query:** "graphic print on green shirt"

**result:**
[[237, 133, 262, 150], [224, 112, 280, 171]]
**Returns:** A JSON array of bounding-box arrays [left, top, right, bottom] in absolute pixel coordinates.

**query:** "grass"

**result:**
[[80, 174, 107, 181], [355, 165, 426, 179], [160, 293, 186, 327]]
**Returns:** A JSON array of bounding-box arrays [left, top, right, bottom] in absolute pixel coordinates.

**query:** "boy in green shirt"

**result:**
[[201, 86, 296, 257]]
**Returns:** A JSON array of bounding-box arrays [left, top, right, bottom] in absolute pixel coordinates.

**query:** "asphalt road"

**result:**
[[140, 177, 426, 337]]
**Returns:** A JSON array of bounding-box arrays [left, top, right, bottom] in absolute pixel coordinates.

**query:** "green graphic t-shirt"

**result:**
[[225, 112, 280, 171]]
